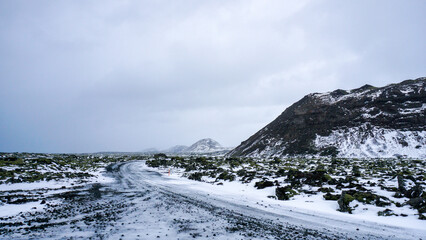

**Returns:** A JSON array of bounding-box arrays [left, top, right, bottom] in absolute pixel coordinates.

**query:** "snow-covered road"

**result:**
[[1, 160, 425, 239]]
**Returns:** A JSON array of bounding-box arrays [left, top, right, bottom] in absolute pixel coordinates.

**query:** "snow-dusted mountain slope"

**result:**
[[314, 124, 426, 158], [161, 139, 231, 154], [165, 145, 188, 154], [185, 138, 227, 153], [228, 77, 426, 158]]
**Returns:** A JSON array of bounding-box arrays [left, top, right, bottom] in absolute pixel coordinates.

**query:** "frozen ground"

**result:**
[[1, 160, 425, 239], [148, 165, 425, 231], [142, 162, 426, 238]]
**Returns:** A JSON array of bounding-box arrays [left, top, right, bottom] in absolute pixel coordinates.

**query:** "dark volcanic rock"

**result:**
[[228, 77, 426, 158], [254, 180, 274, 189]]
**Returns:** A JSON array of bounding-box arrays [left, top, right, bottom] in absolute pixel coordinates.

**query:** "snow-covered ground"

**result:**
[[144, 162, 426, 233], [0, 170, 114, 192], [0, 168, 115, 218], [1, 159, 425, 239], [136, 164, 426, 239]]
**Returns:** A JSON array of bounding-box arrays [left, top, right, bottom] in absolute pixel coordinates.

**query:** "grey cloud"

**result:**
[[0, 0, 425, 152]]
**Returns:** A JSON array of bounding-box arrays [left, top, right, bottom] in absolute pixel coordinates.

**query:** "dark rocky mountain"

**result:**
[[228, 77, 426, 158]]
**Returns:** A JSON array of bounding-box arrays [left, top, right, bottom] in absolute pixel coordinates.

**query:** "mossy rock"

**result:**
[[254, 180, 274, 189], [375, 196, 391, 207], [353, 192, 376, 204], [343, 176, 358, 183], [286, 169, 333, 187], [352, 165, 361, 177], [338, 192, 355, 213], [36, 158, 53, 165], [184, 164, 197, 172], [378, 209, 397, 217], [0, 168, 14, 180], [323, 192, 340, 201], [276, 168, 286, 177], [188, 172, 203, 181], [318, 187, 334, 193], [405, 184, 423, 198], [236, 169, 247, 177], [217, 171, 235, 182], [324, 174, 333, 182], [276, 186, 297, 200]]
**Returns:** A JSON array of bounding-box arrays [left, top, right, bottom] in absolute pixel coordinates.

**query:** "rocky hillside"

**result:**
[[228, 77, 426, 158]]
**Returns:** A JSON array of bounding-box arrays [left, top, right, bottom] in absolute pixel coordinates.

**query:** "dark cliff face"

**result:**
[[228, 77, 426, 158]]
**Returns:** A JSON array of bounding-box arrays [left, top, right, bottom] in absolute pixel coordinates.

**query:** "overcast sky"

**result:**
[[0, 0, 425, 153]]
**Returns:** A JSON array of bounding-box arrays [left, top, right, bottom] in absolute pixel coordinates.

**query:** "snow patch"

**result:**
[[315, 124, 426, 158]]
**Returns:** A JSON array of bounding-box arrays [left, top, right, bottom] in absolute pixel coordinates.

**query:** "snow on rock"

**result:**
[[315, 124, 426, 158]]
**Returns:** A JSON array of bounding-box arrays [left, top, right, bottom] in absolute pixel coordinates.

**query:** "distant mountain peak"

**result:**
[[163, 138, 231, 154], [185, 138, 223, 153]]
